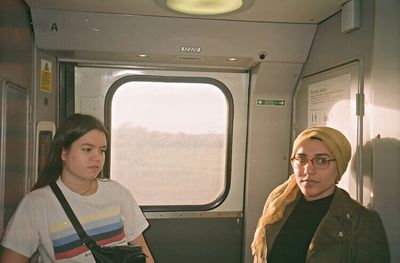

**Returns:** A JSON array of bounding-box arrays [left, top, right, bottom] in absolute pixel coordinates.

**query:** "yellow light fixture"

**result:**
[[161, 0, 245, 15]]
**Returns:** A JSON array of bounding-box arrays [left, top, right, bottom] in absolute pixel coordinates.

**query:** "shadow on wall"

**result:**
[[349, 136, 400, 208], [350, 136, 400, 261]]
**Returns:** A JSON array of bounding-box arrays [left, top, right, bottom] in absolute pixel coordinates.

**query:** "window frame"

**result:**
[[104, 75, 234, 212]]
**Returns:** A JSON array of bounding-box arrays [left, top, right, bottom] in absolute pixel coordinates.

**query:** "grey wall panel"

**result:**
[[371, 0, 400, 261], [145, 217, 243, 263], [243, 62, 303, 262]]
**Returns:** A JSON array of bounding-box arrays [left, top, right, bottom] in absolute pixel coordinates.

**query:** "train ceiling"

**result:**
[[25, 0, 344, 24]]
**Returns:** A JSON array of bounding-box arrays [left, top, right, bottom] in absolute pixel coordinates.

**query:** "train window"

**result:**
[[106, 77, 233, 210]]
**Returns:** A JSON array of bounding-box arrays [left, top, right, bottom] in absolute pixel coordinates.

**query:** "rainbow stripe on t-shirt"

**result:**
[[50, 206, 126, 260]]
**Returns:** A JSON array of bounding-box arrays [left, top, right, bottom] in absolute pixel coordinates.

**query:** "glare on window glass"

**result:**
[[110, 81, 229, 206]]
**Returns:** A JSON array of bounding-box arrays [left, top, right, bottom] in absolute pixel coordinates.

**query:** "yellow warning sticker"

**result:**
[[40, 59, 52, 93]]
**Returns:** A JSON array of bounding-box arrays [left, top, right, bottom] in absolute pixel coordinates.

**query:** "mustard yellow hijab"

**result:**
[[251, 126, 351, 263]]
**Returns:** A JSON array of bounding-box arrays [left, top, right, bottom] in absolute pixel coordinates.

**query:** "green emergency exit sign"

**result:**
[[256, 99, 286, 106]]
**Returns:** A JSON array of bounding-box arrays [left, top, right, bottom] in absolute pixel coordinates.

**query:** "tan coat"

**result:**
[[265, 187, 390, 263]]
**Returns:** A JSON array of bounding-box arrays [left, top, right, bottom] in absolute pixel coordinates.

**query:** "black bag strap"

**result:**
[[49, 182, 98, 249]]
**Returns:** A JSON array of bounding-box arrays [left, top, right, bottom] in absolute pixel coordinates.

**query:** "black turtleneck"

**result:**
[[268, 193, 334, 263]]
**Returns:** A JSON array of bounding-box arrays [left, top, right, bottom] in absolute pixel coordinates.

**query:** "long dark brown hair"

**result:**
[[32, 114, 109, 190]]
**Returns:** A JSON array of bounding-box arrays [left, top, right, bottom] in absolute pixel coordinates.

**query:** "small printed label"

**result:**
[[256, 99, 285, 106], [180, 46, 201, 53]]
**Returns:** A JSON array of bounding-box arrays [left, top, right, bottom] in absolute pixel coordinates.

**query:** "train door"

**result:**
[[0, 81, 30, 238], [72, 65, 249, 263], [293, 61, 369, 204]]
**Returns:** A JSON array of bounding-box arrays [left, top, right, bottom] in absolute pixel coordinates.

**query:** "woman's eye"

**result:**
[[316, 157, 328, 164], [297, 156, 307, 164]]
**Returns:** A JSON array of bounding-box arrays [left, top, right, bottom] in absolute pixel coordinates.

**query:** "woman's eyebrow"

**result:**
[[81, 142, 107, 148], [295, 153, 331, 157], [313, 153, 331, 157]]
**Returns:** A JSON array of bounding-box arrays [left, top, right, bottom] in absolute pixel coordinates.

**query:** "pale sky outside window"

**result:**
[[111, 82, 227, 134]]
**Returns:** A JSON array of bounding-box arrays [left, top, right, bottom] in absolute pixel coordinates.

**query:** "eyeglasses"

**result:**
[[291, 155, 336, 170]]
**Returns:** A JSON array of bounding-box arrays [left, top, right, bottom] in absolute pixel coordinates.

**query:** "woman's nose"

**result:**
[[92, 151, 103, 161], [304, 162, 315, 174]]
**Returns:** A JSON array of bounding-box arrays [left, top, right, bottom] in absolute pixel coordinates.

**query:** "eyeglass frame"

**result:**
[[290, 155, 336, 170]]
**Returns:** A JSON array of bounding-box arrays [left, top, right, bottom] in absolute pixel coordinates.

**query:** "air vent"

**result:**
[[177, 56, 202, 60]]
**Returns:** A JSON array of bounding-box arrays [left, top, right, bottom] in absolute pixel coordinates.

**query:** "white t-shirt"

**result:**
[[1, 179, 149, 262]]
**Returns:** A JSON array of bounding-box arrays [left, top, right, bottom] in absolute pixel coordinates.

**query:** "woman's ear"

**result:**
[[61, 147, 67, 161], [335, 171, 340, 184]]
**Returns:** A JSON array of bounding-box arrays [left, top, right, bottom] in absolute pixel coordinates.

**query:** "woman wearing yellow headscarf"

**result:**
[[251, 126, 390, 263]]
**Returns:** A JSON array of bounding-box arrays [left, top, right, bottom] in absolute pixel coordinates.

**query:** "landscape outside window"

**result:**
[[110, 81, 229, 206]]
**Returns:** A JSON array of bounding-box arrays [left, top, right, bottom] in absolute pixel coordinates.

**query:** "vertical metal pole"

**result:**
[[356, 60, 364, 203]]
